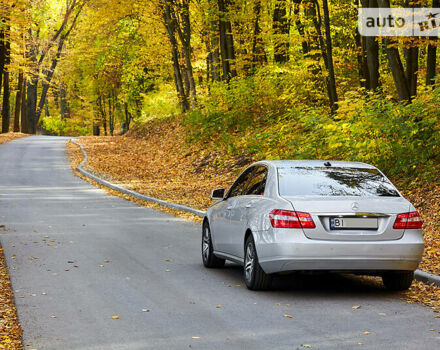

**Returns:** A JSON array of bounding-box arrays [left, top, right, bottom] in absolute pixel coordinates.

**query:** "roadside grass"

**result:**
[[0, 134, 27, 349]]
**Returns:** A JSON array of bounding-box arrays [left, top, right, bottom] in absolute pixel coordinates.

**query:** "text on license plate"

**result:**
[[330, 217, 378, 230]]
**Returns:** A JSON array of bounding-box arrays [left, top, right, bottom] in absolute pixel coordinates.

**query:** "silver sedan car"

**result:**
[[202, 160, 424, 291]]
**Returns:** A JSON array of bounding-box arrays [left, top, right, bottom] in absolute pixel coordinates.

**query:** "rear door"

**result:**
[[278, 166, 410, 241], [215, 167, 254, 254], [228, 166, 268, 258]]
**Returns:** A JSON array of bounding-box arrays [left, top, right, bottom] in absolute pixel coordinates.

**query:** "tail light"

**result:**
[[269, 209, 316, 229], [393, 211, 423, 229]]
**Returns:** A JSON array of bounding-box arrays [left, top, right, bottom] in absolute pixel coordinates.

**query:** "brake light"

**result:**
[[393, 211, 422, 229], [269, 209, 316, 229]]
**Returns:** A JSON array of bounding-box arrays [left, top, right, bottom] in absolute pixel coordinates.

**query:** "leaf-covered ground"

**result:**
[[0, 134, 26, 349], [0, 246, 23, 349], [69, 120, 440, 308], [0, 133, 29, 146]]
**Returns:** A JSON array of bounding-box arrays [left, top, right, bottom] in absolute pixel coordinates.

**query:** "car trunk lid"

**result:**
[[284, 196, 411, 241]]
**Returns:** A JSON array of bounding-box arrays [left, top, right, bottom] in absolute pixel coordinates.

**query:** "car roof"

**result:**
[[254, 160, 377, 169]]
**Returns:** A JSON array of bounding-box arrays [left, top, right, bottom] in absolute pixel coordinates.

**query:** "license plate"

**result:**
[[330, 217, 378, 230]]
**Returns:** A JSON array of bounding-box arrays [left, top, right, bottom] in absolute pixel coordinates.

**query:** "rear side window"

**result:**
[[227, 167, 254, 198], [278, 167, 400, 197], [244, 166, 267, 195]]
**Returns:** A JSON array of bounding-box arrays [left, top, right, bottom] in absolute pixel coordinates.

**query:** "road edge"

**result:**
[[69, 138, 440, 287]]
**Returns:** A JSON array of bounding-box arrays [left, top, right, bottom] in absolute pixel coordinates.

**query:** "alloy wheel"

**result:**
[[202, 226, 210, 263], [245, 243, 255, 283]]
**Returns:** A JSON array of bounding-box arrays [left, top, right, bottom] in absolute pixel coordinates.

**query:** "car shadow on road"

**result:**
[[215, 262, 400, 298]]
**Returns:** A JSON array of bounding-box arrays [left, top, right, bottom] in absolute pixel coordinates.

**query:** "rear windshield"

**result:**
[[278, 167, 400, 197]]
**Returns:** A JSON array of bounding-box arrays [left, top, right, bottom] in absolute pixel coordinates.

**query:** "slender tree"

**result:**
[[1, 24, 11, 133], [426, 0, 440, 85], [273, 0, 290, 63], [14, 72, 23, 132], [322, 0, 338, 113], [218, 0, 237, 81]]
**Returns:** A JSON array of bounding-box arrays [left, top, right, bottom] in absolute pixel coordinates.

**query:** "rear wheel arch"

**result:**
[[244, 229, 253, 253]]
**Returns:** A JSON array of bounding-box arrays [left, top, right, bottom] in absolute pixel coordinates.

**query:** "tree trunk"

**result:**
[[355, 0, 369, 88], [1, 70, 10, 133], [162, 0, 189, 111], [108, 97, 114, 136], [366, 0, 380, 90], [377, 0, 410, 101], [60, 82, 69, 119], [426, 0, 440, 85], [251, 0, 267, 69], [172, 0, 197, 107], [26, 79, 38, 133], [218, 0, 236, 81], [293, 0, 310, 55], [404, 40, 418, 97], [1, 25, 10, 133], [273, 0, 290, 63], [14, 72, 23, 132], [0, 27, 4, 95], [37, 36, 66, 123], [404, 0, 419, 97], [322, 0, 338, 113], [20, 79, 27, 133]]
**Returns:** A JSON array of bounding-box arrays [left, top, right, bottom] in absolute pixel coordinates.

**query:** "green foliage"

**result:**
[[184, 66, 440, 184], [41, 115, 90, 136]]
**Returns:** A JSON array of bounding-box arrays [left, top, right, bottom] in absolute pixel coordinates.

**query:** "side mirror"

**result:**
[[211, 188, 225, 200]]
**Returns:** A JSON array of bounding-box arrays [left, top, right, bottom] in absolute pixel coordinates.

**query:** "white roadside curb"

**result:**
[[69, 138, 440, 287]]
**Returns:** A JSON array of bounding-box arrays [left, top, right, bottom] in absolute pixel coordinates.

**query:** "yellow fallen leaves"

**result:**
[[216, 305, 221, 308], [72, 120, 242, 217], [283, 314, 293, 318], [191, 336, 200, 339], [0, 133, 29, 146], [351, 305, 361, 309], [361, 331, 371, 335], [112, 315, 120, 319], [0, 242, 23, 349]]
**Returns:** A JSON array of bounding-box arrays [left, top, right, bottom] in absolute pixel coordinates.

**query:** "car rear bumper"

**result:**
[[254, 229, 424, 274]]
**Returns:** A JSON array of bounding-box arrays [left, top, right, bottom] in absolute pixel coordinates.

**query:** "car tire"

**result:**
[[202, 221, 225, 268], [244, 235, 272, 290], [382, 271, 414, 291]]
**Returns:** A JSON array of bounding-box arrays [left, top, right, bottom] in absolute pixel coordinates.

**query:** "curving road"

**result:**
[[0, 136, 439, 350]]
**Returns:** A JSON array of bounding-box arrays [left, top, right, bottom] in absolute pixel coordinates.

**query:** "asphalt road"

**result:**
[[0, 136, 439, 350]]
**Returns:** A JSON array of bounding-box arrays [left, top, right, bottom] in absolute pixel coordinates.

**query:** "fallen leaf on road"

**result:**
[[216, 305, 221, 308], [104, 260, 110, 263], [378, 313, 386, 316], [50, 315, 56, 318], [302, 345, 312, 348], [99, 265, 104, 267], [112, 315, 120, 319], [352, 305, 361, 309], [165, 259, 170, 262], [165, 269, 171, 272], [142, 309, 150, 312], [191, 337, 200, 339], [429, 329, 435, 331], [283, 314, 293, 318], [361, 331, 370, 335]]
